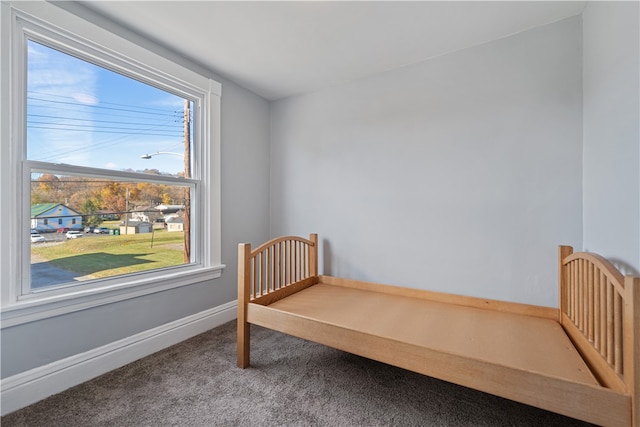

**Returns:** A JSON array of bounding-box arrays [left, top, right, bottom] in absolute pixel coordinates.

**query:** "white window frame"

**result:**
[[0, 2, 223, 327]]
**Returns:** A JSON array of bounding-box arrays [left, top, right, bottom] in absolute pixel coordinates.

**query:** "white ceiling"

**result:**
[[76, 1, 586, 101]]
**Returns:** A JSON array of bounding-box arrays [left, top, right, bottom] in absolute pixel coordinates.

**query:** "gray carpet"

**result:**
[[2, 321, 594, 426]]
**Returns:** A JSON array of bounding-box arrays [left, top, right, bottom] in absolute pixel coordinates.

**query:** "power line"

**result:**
[[27, 125, 182, 137], [27, 113, 182, 128], [28, 120, 183, 134], [27, 90, 179, 114], [28, 96, 177, 117], [28, 103, 181, 123]]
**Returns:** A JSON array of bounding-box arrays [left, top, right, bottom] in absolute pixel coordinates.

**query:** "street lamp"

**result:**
[[140, 152, 184, 159]]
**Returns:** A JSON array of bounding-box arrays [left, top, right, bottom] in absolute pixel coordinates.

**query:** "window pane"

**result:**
[[25, 39, 197, 292], [26, 40, 192, 178], [30, 172, 191, 290]]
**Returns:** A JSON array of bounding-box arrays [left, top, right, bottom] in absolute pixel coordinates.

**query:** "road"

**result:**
[[30, 234, 97, 288]]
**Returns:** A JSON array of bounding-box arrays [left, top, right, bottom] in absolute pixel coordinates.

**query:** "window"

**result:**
[[1, 2, 222, 325], [26, 41, 196, 292]]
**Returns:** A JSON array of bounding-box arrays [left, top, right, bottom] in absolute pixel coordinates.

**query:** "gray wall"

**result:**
[[270, 17, 583, 307], [0, 6, 271, 378], [582, 1, 640, 275]]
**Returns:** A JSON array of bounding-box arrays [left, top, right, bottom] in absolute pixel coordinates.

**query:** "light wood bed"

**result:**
[[237, 234, 640, 426]]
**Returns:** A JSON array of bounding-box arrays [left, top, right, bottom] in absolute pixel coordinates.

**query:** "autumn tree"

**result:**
[[98, 182, 127, 215], [62, 176, 94, 209], [37, 174, 60, 193], [32, 174, 61, 204], [162, 192, 172, 205]]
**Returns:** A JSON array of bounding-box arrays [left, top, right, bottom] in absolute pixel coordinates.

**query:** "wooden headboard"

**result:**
[[559, 246, 640, 409], [239, 234, 318, 304], [237, 234, 318, 367]]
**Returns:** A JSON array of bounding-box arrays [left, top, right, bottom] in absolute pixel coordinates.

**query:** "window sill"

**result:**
[[0, 264, 225, 328]]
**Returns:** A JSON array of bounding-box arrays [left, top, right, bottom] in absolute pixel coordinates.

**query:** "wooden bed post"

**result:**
[[558, 245, 573, 323], [237, 242, 251, 368], [310, 233, 318, 278], [623, 276, 640, 427]]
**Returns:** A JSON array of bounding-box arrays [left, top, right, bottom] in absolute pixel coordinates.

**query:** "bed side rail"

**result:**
[[559, 246, 640, 403], [238, 234, 318, 368]]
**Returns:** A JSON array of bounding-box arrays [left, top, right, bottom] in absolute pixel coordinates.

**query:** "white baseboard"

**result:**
[[0, 300, 237, 416]]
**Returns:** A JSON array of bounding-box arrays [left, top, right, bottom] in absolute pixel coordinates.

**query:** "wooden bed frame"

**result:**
[[237, 234, 640, 426]]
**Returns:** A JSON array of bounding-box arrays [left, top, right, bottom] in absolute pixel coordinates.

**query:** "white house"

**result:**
[[165, 216, 184, 232], [130, 206, 163, 224]]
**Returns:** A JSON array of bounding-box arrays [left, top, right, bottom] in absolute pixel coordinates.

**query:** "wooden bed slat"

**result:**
[[615, 292, 623, 374], [588, 262, 594, 342], [608, 283, 615, 365], [600, 272, 607, 357], [594, 270, 601, 351]]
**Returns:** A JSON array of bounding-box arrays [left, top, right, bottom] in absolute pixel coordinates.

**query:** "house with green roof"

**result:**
[[31, 203, 82, 232]]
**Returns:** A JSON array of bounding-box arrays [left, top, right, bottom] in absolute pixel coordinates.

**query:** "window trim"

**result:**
[[0, 1, 223, 327]]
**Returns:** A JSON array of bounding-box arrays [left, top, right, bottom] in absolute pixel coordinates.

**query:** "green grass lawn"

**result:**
[[31, 229, 186, 279]]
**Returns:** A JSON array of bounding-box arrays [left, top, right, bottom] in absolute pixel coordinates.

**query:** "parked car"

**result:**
[[94, 227, 110, 234], [66, 230, 83, 239], [30, 234, 45, 243], [57, 227, 70, 234], [84, 226, 95, 233]]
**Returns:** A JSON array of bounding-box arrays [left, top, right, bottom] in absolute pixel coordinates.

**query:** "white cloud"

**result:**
[[27, 42, 97, 166], [72, 93, 100, 105]]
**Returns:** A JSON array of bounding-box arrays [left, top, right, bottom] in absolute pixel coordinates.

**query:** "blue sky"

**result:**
[[27, 40, 189, 176]]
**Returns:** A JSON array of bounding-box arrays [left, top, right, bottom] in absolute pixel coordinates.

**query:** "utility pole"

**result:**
[[124, 187, 129, 235], [183, 99, 191, 263]]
